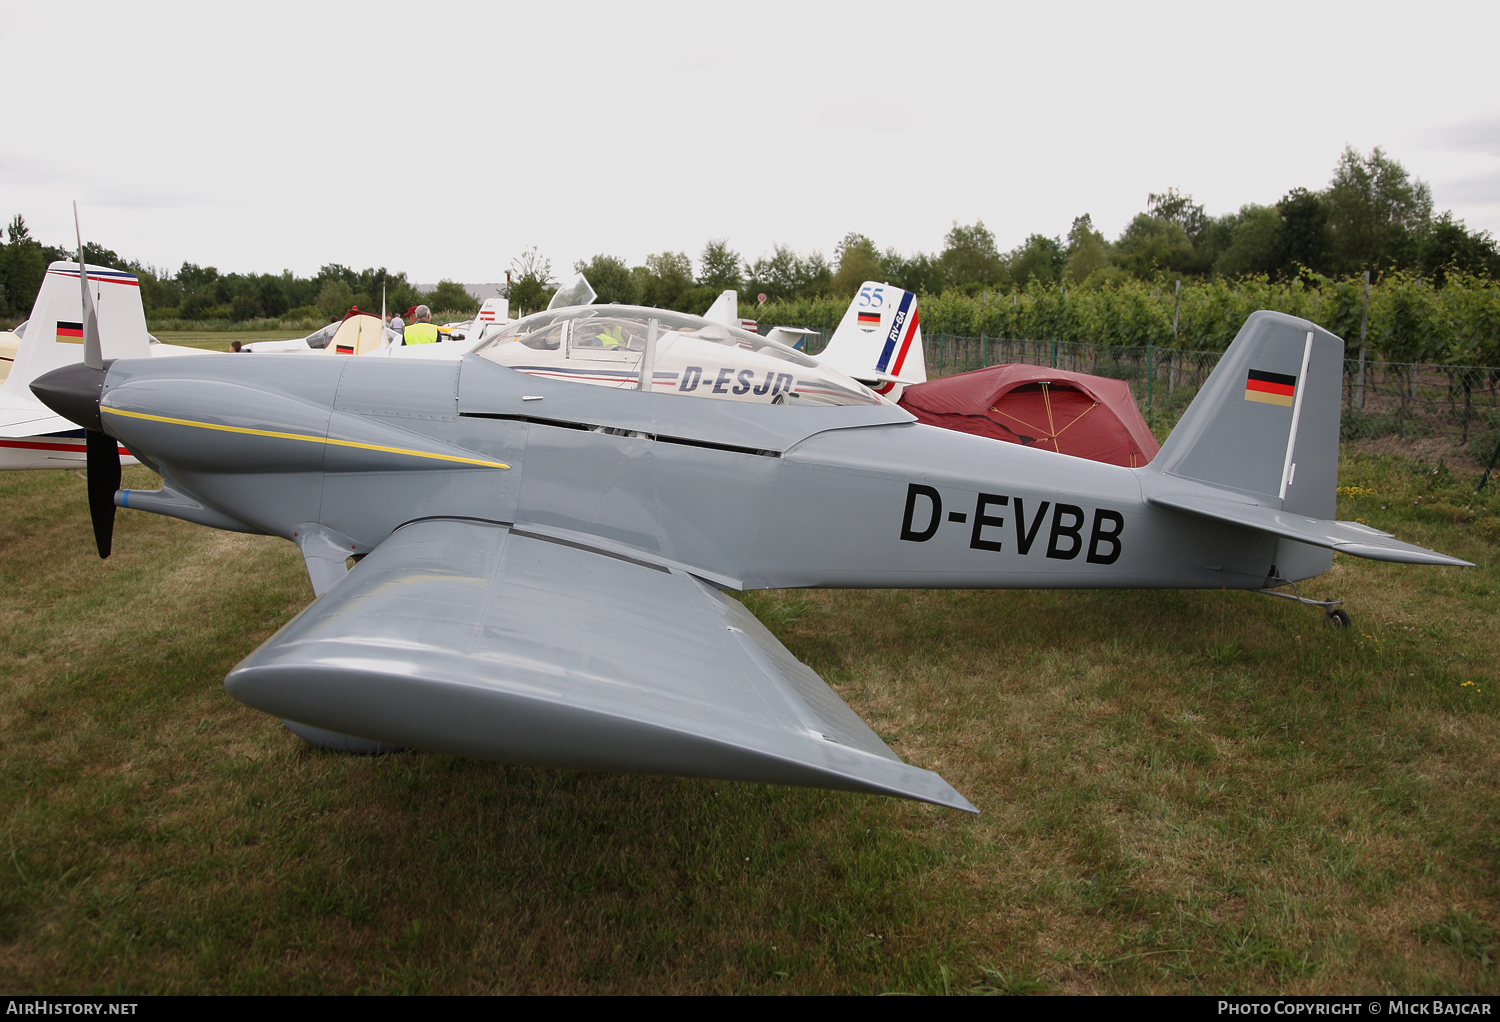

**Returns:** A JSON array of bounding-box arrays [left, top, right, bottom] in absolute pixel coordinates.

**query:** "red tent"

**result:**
[[898, 363, 1161, 467]]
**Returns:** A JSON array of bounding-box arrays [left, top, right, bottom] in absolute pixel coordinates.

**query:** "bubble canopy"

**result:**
[[475, 305, 820, 367], [473, 304, 880, 406]]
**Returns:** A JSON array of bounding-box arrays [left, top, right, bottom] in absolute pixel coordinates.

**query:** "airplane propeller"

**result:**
[[74, 204, 119, 557], [28, 204, 121, 558]]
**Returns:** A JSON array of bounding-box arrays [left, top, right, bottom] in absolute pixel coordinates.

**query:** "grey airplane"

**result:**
[[32, 251, 1469, 814]]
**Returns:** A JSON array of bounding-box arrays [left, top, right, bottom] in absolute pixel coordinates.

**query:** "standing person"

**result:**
[[403, 305, 439, 346], [385, 314, 405, 348]]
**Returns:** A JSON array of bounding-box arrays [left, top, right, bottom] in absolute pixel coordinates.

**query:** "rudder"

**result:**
[[1151, 310, 1343, 520], [816, 280, 926, 400]]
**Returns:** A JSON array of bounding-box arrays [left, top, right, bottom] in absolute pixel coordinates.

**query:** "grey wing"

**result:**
[[226, 518, 975, 813]]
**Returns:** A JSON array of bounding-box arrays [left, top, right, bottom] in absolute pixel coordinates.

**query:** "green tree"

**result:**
[[507, 246, 557, 316], [177, 261, 220, 290], [426, 280, 477, 314], [830, 232, 882, 297], [181, 291, 223, 319], [1114, 214, 1195, 277], [1419, 213, 1500, 286], [1275, 187, 1329, 275], [316, 279, 355, 319], [574, 254, 641, 305], [257, 277, 289, 318], [80, 241, 121, 268], [1212, 205, 1282, 278], [1065, 214, 1111, 281], [697, 239, 743, 290], [230, 294, 262, 322], [882, 249, 946, 295], [3, 215, 47, 317], [802, 251, 832, 297], [1005, 233, 1066, 285], [940, 220, 1003, 287], [635, 251, 694, 308], [745, 245, 832, 302], [1147, 188, 1209, 246], [1324, 145, 1432, 275]]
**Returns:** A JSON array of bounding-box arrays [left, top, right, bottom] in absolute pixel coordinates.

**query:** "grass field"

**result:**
[[0, 453, 1496, 994]]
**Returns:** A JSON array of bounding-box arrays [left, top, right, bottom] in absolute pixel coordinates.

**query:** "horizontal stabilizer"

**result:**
[[1147, 492, 1472, 567], [0, 412, 77, 437], [226, 518, 975, 812]]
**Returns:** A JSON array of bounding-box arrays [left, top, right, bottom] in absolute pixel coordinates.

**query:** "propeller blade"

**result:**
[[31, 362, 118, 558], [73, 201, 102, 371], [85, 429, 120, 559]]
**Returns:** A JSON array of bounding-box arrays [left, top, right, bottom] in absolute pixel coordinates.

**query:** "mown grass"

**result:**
[[0, 455, 1496, 994]]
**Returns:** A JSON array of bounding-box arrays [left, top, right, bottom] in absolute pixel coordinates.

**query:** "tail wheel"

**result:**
[[1326, 609, 1352, 628]]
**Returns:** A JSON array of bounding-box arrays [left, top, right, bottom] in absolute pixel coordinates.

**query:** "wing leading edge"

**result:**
[[226, 518, 976, 812]]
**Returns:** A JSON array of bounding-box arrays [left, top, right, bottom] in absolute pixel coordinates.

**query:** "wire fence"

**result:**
[[792, 328, 1500, 473]]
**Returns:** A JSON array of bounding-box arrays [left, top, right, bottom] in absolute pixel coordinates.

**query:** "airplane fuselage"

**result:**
[[97, 353, 1312, 595]]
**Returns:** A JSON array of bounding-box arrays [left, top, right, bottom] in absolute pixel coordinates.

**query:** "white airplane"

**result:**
[[0, 328, 19, 380], [240, 310, 390, 354], [371, 279, 928, 410], [0, 261, 157, 469], [700, 289, 768, 338], [233, 273, 928, 415], [0, 255, 216, 469], [243, 296, 515, 355], [451, 296, 511, 342], [816, 281, 927, 400], [697, 282, 927, 400]]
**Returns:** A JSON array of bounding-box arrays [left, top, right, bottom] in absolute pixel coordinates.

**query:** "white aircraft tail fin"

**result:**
[[1, 261, 151, 397], [472, 297, 510, 342], [702, 290, 737, 327], [815, 281, 926, 399]]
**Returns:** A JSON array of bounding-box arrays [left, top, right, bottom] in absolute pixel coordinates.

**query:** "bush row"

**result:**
[[741, 272, 1500, 366]]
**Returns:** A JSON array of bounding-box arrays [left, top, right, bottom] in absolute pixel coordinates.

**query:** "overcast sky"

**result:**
[[4, 0, 1498, 284]]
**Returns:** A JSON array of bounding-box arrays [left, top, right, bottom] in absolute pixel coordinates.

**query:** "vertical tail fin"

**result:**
[[469, 297, 511, 344], [814, 281, 926, 400], [1150, 310, 1343, 520], [1, 261, 151, 395], [702, 290, 737, 327], [1140, 311, 1470, 579]]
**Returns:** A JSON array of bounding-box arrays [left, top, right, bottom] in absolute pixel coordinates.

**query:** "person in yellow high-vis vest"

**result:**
[[403, 305, 440, 345]]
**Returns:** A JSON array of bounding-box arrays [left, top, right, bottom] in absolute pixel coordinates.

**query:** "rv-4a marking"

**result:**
[[32, 257, 1470, 812]]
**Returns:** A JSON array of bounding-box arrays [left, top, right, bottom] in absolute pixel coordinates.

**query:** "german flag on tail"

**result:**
[[1245, 369, 1296, 407], [56, 321, 84, 343]]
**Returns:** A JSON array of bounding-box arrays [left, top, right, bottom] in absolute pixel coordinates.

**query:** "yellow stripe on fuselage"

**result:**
[[100, 406, 509, 469]]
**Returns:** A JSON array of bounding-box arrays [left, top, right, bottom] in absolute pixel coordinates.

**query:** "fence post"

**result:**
[[1168, 279, 1181, 405], [1147, 338, 1155, 417], [981, 332, 986, 367], [1479, 434, 1500, 493], [1356, 270, 1370, 409]]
